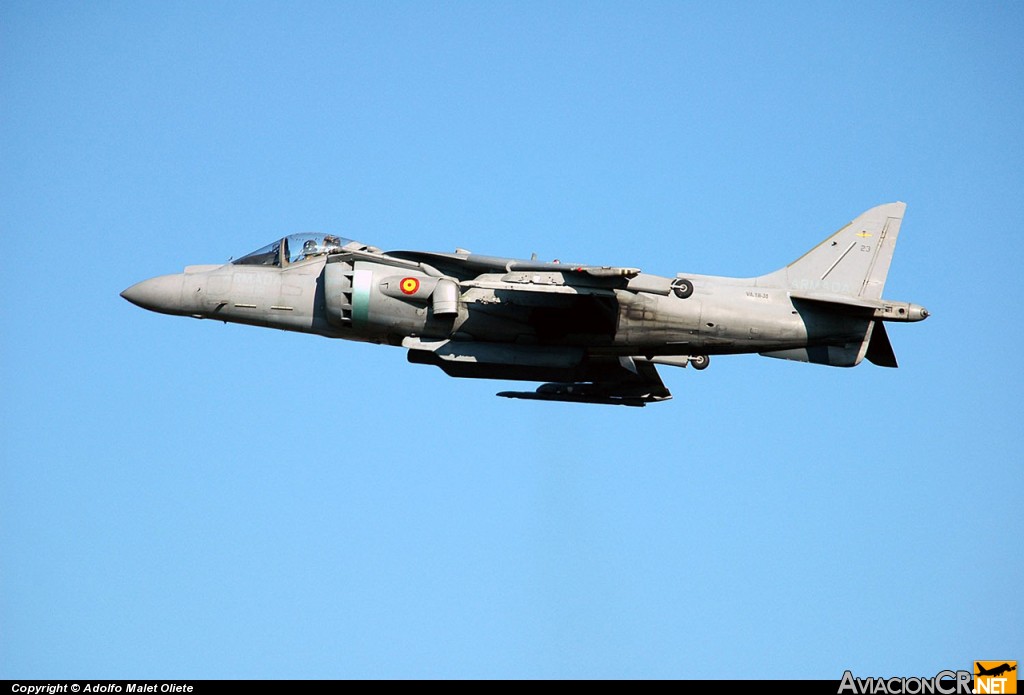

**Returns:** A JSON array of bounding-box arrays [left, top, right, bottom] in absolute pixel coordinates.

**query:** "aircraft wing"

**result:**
[[386, 250, 640, 282]]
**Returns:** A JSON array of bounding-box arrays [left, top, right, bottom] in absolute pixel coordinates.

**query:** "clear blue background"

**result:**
[[2, 1, 1021, 679]]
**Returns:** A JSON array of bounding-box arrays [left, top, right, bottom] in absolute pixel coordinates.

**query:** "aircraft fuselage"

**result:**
[[122, 204, 929, 406]]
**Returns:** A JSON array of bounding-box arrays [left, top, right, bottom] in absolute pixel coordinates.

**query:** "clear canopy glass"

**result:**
[[285, 233, 349, 263], [233, 234, 353, 266], [233, 239, 282, 266]]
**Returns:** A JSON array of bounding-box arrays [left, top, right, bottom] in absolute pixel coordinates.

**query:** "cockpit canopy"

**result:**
[[233, 233, 355, 267]]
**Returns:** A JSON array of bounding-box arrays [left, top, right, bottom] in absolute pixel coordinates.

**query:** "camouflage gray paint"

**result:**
[[122, 203, 928, 406]]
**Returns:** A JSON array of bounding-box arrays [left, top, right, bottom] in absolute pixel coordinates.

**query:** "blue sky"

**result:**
[[2, 1, 1021, 679]]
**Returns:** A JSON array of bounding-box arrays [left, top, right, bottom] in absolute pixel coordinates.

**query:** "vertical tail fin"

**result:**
[[760, 202, 906, 298]]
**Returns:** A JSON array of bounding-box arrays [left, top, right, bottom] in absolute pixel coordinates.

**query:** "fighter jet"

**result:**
[[121, 202, 928, 406]]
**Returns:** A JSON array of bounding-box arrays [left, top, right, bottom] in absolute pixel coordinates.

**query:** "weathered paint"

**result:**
[[122, 203, 928, 406]]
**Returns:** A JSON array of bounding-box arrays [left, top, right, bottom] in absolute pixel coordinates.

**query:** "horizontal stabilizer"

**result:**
[[790, 292, 879, 314], [790, 292, 929, 322]]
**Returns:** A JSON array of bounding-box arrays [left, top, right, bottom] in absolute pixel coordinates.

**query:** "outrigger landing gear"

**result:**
[[671, 277, 694, 299], [689, 354, 710, 370]]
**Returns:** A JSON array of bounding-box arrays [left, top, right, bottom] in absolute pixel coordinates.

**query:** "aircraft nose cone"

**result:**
[[120, 274, 186, 315]]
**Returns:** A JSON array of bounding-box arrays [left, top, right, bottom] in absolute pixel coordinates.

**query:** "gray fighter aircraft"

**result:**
[[122, 202, 928, 406]]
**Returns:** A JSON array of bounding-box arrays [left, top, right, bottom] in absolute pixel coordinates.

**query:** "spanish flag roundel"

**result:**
[[400, 277, 420, 295]]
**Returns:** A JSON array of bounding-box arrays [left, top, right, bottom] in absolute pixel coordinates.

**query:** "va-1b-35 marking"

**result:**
[[122, 202, 928, 406]]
